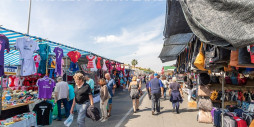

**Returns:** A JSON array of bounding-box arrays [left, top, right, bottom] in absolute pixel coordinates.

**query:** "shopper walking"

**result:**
[[85, 75, 95, 95], [68, 83, 75, 113], [169, 77, 184, 114], [70, 72, 94, 127], [187, 76, 193, 102], [105, 73, 116, 117], [99, 78, 110, 122], [146, 74, 154, 100], [54, 77, 70, 121], [128, 76, 141, 113], [149, 73, 164, 115], [161, 75, 169, 100]]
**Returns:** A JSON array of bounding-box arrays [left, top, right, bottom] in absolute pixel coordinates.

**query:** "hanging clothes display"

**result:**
[[0, 34, 10, 77], [91, 56, 98, 72], [15, 37, 39, 76], [48, 57, 56, 78], [36, 76, 55, 99], [96, 57, 102, 69], [102, 59, 107, 71], [8, 75, 16, 87], [34, 55, 41, 71], [69, 61, 79, 73], [38, 44, 51, 74], [116, 63, 121, 71], [67, 51, 81, 63], [53, 47, 64, 76], [86, 55, 95, 68]]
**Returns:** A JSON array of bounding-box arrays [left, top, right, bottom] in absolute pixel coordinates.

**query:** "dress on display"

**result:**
[[86, 55, 95, 68], [96, 57, 102, 69], [91, 56, 97, 72], [102, 59, 108, 71]]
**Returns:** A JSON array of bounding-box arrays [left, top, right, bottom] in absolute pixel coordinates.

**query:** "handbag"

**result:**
[[210, 90, 218, 101], [198, 110, 213, 123], [194, 42, 206, 71], [198, 98, 213, 111], [199, 73, 211, 85], [238, 47, 252, 65], [198, 85, 211, 97], [229, 50, 239, 67], [225, 75, 232, 84], [250, 44, 254, 64], [238, 73, 247, 85], [230, 72, 238, 85]]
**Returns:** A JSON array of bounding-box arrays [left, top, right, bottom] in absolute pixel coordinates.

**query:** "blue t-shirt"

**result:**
[[107, 79, 115, 97], [68, 84, 75, 100], [86, 79, 95, 94]]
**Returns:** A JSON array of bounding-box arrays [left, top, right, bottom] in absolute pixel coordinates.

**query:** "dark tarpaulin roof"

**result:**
[[159, 33, 194, 63], [180, 0, 254, 49], [163, 0, 192, 38]]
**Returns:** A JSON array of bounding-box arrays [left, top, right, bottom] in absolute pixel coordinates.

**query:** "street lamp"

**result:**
[[27, 0, 32, 34]]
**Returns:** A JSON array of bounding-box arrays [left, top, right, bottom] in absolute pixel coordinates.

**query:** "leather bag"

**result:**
[[199, 73, 211, 85], [230, 72, 238, 85], [194, 42, 206, 71], [198, 85, 211, 97], [229, 50, 239, 67], [198, 98, 213, 111], [198, 110, 213, 123]]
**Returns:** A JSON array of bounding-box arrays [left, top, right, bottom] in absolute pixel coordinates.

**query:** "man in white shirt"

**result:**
[[54, 77, 69, 121]]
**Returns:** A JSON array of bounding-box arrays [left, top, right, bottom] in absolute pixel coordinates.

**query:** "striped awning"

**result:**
[[1, 27, 122, 65]]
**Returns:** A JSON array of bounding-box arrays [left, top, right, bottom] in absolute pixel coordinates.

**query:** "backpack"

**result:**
[[86, 105, 101, 121]]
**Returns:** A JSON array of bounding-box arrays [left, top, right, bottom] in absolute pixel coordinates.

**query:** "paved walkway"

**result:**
[[122, 93, 213, 127], [49, 86, 213, 127]]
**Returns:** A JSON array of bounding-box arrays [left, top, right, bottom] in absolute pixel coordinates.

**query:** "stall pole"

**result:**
[[221, 71, 225, 127], [27, 0, 32, 34], [46, 45, 48, 76], [65, 57, 68, 82], [0, 76, 3, 115]]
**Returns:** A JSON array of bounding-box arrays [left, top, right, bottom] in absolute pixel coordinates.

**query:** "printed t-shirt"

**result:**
[[15, 37, 39, 76], [53, 47, 63, 75], [38, 44, 51, 60], [37, 77, 56, 99], [67, 51, 81, 63], [0, 34, 9, 76], [33, 101, 53, 125]]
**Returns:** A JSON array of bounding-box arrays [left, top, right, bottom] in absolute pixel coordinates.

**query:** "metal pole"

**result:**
[[27, 0, 32, 34], [221, 71, 225, 127]]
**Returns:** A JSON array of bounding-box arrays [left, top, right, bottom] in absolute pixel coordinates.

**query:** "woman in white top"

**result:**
[[161, 75, 169, 100]]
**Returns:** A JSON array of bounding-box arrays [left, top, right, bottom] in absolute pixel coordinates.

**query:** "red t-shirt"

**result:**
[[67, 51, 81, 63], [233, 116, 247, 127]]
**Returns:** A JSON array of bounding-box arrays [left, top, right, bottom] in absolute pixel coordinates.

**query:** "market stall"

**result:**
[[0, 26, 124, 126]]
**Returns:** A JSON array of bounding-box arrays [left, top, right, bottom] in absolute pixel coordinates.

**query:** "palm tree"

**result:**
[[131, 59, 138, 68]]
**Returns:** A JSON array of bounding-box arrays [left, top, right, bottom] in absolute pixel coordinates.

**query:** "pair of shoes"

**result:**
[[101, 118, 108, 122], [107, 114, 111, 117], [152, 111, 155, 115], [99, 117, 104, 121]]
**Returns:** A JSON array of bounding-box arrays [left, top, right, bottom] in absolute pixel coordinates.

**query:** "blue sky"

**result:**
[[0, 0, 175, 71]]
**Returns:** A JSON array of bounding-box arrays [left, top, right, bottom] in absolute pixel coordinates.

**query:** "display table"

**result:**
[[2, 101, 34, 111], [0, 101, 34, 120]]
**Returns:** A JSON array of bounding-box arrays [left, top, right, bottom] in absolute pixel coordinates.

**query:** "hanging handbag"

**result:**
[[199, 73, 211, 85], [230, 72, 238, 85], [229, 50, 239, 67], [238, 73, 247, 85], [198, 98, 213, 111], [198, 110, 213, 123], [198, 85, 211, 97], [194, 42, 206, 71], [238, 47, 252, 65], [210, 90, 218, 101], [191, 39, 201, 69], [225, 74, 232, 84]]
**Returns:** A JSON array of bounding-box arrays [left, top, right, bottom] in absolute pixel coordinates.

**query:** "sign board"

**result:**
[[4, 66, 18, 75]]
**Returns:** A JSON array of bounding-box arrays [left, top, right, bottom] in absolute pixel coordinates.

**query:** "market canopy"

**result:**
[[159, 33, 194, 63], [179, 0, 254, 49], [0, 27, 122, 65]]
